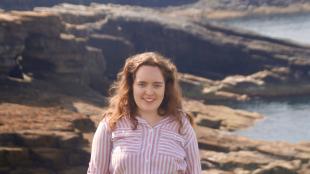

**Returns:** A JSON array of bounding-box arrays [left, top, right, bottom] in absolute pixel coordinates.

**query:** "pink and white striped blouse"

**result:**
[[87, 114, 201, 174]]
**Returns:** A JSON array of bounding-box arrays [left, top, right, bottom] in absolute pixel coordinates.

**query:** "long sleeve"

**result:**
[[87, 120, 112, 174], [183, 119, 202, 174]]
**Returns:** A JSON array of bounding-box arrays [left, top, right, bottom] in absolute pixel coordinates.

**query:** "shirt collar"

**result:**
[[136, 115, 173, 128]]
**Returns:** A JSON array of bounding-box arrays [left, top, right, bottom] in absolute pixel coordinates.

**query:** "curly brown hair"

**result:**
[[105, 52, 191, 132]]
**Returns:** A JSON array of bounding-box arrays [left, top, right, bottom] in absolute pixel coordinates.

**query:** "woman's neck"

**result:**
[[138, 110, 164, 127]]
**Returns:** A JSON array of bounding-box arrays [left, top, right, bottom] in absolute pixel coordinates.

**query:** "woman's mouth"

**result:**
[[143, 98, 155, 103]]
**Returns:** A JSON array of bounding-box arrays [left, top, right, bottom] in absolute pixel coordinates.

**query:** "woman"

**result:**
[[87, 52, 201, 174]]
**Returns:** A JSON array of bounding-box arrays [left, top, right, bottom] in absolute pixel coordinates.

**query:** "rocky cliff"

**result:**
[[2, 0, 310, 19], [165, 0, 310, 21], [2, 4, 310, 85], [0, 0, 197, 10], [0, 11, 108, 93], [35, 4, 310, 80], [1, 2, 310, 174], [2, 87, 310, 173], [1, 0, 309, 9]]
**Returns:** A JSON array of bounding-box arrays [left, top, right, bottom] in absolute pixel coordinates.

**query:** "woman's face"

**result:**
[[133, 65, 165, 116]]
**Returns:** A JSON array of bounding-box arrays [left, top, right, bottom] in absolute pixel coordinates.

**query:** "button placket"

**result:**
[[146, 127, 154, 173]]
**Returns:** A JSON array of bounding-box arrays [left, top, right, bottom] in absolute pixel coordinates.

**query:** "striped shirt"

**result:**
[[87, 114, 201, 174]]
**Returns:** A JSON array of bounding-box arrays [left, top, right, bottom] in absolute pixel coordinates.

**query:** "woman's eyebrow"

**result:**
[[136, 81, 164, 84], [136, 80, 147, 83], [153, 82, 164, 84]]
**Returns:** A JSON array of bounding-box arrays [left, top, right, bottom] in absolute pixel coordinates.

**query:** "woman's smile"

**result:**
[[143, 96, 156, 102]]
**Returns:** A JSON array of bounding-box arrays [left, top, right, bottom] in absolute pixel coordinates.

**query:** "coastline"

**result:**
[[207, 3, 310, 21], [0, 2, 310, 173]]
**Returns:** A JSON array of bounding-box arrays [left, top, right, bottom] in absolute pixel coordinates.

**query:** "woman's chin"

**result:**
[[139, 106, 159, 114]]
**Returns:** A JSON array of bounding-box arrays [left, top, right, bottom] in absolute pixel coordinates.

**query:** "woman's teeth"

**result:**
[[144, 98, 155, 102]]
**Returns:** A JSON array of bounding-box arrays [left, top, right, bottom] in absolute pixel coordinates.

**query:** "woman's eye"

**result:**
[[138, 83, 145, 87], [153, 84, 162, 88]]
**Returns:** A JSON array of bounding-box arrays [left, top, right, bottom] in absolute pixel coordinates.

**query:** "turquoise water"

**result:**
[[220, 14, 310, 143], [222, 13, 310, 45], [224, 97, 310, 143]]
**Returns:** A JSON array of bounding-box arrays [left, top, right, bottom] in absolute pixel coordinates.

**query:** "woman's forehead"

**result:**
[[134, 66, 164, 82]]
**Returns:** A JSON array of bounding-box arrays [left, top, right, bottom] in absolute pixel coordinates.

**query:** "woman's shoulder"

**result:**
[[105, 114, 133, 129], [98, 114, 133, 133], [99, 113, 110, 125]]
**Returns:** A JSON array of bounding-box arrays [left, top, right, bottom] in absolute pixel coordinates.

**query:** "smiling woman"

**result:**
[[87, 52, 201, 174]]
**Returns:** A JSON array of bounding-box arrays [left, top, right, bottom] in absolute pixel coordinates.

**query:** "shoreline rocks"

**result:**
[[180, 66, 310, 102], [0, 2, 310, 174], [183, 99, 263, 131], [163, 0, 310, 21], [1, 78, 309, 173]]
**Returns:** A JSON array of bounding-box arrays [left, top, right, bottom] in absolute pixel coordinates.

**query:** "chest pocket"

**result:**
[[111, 129, 142, 153], [158, 131, 186, 159], [158, 130, 187, 173]]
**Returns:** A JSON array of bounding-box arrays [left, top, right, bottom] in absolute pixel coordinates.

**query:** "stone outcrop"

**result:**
[[2, 3, 309, 97], [183, 99, 263, 131], [179, 73, 250, 102], [0, 11, 107, 92], [1, 2, 310, 174], [1, 0, 309, 11], [0, 75, 107, 173], [1, 81, 309, 173], [2, 0, 310, 22], [164, 0, 310, 20], [179, 65, 310, 102], [197, 125, 310, 174], [221, 67, 310, 97], [33, 4, 310, 80], [0, 0, 197, 10], [3, 4, 309, 82]]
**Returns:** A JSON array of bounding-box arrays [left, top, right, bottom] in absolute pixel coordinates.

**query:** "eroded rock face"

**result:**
[[164, 0, 310, 21], [33, 4, 310, 80], [1, 81, 309, 174], [183, 99, 263, 131], [0, 0, 308, 10], [1, 3, 310, 174], [184, 0, 309, 11], [0, 13, 27, 76], [179, 66, 310, 102], [0, 11, 107, 93], [196, 126, 310, 173], [220, 67, 310, 97], [0, 77, 107, 173], [0, 0, 198, 10]]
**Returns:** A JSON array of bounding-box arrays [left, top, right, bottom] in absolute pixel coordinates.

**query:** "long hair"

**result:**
[[106, 52, 190, 131]]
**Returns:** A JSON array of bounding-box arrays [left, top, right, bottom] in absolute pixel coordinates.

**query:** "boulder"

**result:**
[[184, 99, 263, 131]]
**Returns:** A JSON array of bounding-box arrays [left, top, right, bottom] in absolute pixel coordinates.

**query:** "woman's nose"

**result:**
[[145, 87, 154, 95]]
